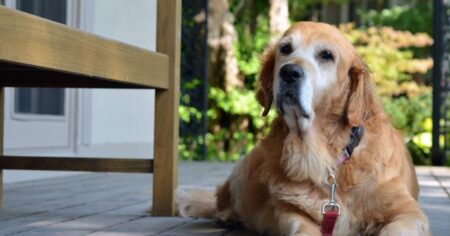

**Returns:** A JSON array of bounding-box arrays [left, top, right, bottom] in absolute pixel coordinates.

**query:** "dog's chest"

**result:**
[[333, 180, 383, 234]]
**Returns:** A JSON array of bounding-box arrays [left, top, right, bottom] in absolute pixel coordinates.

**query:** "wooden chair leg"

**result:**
[[0, 88, 4, 207], [153, 91, 179, 216], [152, 0, 181, 216]]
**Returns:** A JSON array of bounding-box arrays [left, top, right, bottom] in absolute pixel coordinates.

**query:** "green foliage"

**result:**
[[234, 16, 269, 78], [231, 0, 270, 83], [359, 2, 432, 35], [288, 0, 350, 22], [382, 94, 431, 136], [181, 86, 276, 162], [342, 25, 433, 96], [209, 88, 261, 124]]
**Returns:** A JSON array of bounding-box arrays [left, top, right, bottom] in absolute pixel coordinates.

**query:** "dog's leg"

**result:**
[[379, 210, 429, 236], [276, 211, 320, 236], [215, 180, 241, 228], [377, 181, 430, 236]]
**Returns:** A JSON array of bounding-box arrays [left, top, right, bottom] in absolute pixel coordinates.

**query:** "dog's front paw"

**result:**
[[214, 209, 242, 229], [380, 215, 429, 236]]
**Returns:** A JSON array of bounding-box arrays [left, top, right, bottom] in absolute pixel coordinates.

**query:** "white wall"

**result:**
[[79, 0, 156, 159], [84, 0, 156, 51]]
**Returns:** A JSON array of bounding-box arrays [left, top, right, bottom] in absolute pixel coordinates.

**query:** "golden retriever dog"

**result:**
[[177, 22, 429, 236]]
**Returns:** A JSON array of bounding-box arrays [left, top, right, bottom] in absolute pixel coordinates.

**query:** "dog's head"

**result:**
[[257, 22, 376, 132]]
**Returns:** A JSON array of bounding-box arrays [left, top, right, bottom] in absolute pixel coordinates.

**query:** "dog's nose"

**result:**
[[279, 64, 304, 84]]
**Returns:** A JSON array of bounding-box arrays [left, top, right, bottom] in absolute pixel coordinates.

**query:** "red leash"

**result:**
[[321, 209, 339, 236], [320, 174, 340, 236]]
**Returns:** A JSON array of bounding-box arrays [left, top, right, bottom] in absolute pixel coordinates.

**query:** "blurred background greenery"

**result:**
[[179, 0, 436, 165]]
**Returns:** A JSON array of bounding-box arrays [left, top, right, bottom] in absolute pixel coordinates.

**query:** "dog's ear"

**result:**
[[257, 47, 276, 116], [346, 56, 376, 126]]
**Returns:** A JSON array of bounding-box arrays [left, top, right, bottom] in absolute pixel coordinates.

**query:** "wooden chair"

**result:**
[[0, 0, 180, 216]]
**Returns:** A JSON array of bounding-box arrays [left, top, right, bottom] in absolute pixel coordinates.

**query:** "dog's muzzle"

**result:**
[[276, 64, 310, 118]]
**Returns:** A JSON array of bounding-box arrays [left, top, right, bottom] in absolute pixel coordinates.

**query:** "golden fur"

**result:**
[[177, 22, 429, 236]]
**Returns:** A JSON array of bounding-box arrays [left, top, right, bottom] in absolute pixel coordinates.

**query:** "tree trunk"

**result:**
[[208, 0, 242, 91], [269, 0, 290, 43]]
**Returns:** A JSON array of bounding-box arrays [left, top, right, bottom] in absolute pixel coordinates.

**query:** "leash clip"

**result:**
[[321, 174, 341, 215]]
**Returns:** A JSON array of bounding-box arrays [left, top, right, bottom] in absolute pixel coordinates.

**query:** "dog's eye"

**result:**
[[280, 44, 293, 55], [318, 50, 334, 62]]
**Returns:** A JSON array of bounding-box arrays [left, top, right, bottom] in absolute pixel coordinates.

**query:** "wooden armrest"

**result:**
[[0, 6, 169, 89]]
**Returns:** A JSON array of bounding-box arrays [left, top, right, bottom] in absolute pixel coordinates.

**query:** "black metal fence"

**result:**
[[180, 0, 208, 160], [432, 0, 450, 166]]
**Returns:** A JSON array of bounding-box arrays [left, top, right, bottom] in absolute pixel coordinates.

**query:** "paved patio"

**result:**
[[0, 162, 449, 235]]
